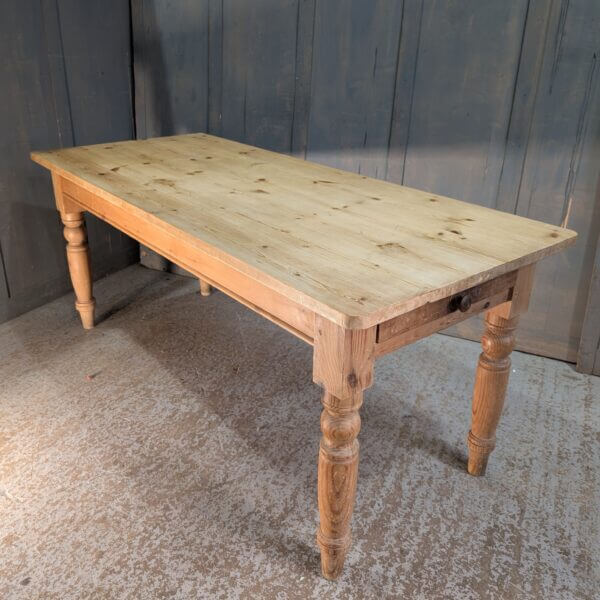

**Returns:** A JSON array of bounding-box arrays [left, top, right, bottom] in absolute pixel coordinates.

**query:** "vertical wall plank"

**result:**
[[0, 243, 9, 306], [40, 0, 75, 148], [131, 0, 148, 139], [208, 0, 224, 136], [306, 0, 403, 177], [58, 1, 134, 146], [291, 0, 316, 158], [0, 5, 67, 324], [132, 0, 209, 139], [386, 0, 424, 184], [577, 234, 600, 374], [221, 0, 298, 152]]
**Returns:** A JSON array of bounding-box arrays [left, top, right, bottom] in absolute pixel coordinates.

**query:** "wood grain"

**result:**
[[467, 265, 535, 476], [34, 134, 576, 581], [467, 311, 518, 476], [130, 1, 600, 361], [55, 176, 315, 344], [507, 0, 600, 361], [400, 1, 529, 207], [313, 317, 375, 579], [31, 134, 576, 329], [52, 173, 95, 328], [60, 210, 95, 329], [307, 0, 404, 178], [317, 390, 362, 580], [313, 316, 375, 400]]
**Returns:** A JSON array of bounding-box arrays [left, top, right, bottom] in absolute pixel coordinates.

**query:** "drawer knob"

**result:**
[[459, 294, 472, 312], [449, 293, 472, 313]]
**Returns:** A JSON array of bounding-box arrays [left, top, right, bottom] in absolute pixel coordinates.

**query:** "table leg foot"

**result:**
[[467, 431, 495, 476], [199, 280, 212, 296], [318, 535, 350, 580]]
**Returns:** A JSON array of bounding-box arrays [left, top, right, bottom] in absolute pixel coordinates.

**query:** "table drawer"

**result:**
[[375, 270, 518, 355]]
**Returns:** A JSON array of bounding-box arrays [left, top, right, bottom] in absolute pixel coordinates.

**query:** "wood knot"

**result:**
[[347, 372, 358, 388]]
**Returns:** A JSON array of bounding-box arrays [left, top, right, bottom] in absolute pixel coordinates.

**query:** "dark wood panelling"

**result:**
[[447, 2, 600, 362], [0, 6, 66, 325], [578, 233, 600, 374], [291, 0, 316, 157], [400, 1, 529, 207], [208, 0, 224, 136], [494, 0, 555, 214], [132, 0, 209, 139], [131, 0, 600, 363], [58, 0, 138, 284], [513, 0, 600, 361], [455, 0, 600, 362], [221, 0, 298, 152], [306, 0, 403, 178], [386, 0, 424, 184], [0, 0, 137, 325]]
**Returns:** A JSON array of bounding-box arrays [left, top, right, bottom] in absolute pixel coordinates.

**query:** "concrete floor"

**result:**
[[0, 264, 598, 600]]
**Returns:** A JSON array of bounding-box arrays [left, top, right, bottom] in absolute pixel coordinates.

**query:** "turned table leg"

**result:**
[[467, 265, 535, 476], [199, 280, 212, 296], [52, 173, 95, 329], [60, 210, 95, 329], [467, 311, 517, 475], [317, 390, 362, 579], [313, 317, 375, 579]]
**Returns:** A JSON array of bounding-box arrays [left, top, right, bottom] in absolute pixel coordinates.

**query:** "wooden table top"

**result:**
[[32, 133, 576, 328]]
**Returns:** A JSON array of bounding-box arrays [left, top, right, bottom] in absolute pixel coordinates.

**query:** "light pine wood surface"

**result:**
[[32, 133, 577, 580], [31, 133, 576, 329], [467, 265, 535, 476]]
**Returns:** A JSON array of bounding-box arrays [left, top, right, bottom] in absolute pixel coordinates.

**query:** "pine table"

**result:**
[[31, 134, 576, 580]]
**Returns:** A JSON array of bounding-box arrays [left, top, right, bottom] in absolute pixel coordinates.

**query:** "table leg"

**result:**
[[313, 317, 375, 579], [467, 265, 535, 476], [317, 390, 362, 579], [199, 280, 212, 296], [467, 310, 517, 475], [60, 210, 95, 329]]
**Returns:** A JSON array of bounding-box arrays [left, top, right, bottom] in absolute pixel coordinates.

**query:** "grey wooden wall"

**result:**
[[132, 0, 600, 364], [0, 0, 138, 325]]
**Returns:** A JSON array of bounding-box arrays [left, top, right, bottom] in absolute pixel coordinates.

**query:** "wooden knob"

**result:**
[[449, 293, 472, 313], [459, 294, 472, 312]]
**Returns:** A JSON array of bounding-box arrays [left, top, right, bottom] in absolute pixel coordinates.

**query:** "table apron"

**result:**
[[59, 177, 316, 344], [374, 270, 517, 357], [56, 176, 520, 358]]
